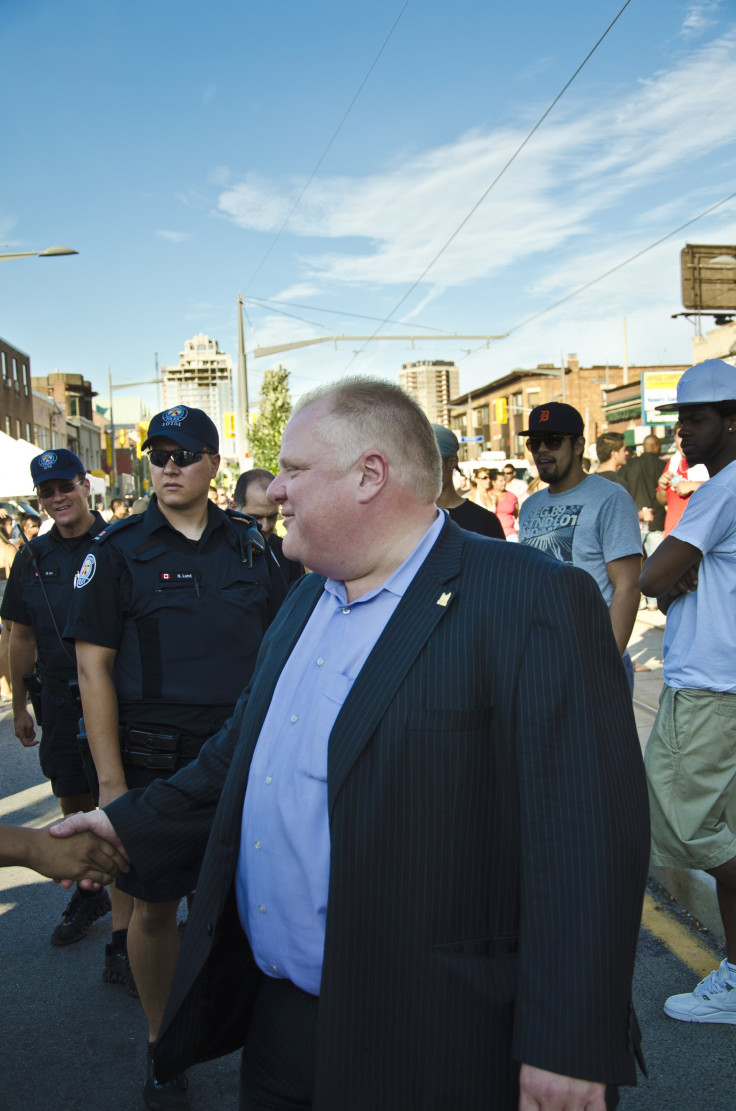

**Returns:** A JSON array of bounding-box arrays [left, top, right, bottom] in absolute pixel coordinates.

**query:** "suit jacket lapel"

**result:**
[[327, 519, 464, 812]]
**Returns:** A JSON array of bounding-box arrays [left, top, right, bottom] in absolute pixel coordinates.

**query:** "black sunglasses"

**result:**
[[525, 434, 575, 452], [36, 478, 86, 499], [147, 449, 214, 468]]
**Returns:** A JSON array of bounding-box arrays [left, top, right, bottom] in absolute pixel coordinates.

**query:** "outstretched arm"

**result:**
[[49, 810, 128, 889], [1, 823, 128, 885]]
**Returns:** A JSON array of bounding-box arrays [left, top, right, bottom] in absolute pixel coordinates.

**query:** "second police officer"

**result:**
[[0, 450, 111, 947], [65, 405, 286, 1111]]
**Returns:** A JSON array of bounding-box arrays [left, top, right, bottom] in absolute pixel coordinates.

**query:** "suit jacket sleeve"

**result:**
[[511, 561, 649, 1082], [105, 685, 250, 881]]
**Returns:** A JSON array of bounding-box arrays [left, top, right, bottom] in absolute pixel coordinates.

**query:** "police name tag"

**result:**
[[159, 571, 198, 583]]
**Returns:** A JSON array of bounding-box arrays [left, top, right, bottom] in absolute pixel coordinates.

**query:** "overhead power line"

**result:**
[[246, 293, 453, 333], [505, 189, 736, 334], [243, 0, 411, 294], [343, 0, 634, 369]]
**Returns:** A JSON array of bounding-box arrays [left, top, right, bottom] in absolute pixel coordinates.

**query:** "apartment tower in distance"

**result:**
[[399, 360, 460, 425], [161, 334, 234, 453]]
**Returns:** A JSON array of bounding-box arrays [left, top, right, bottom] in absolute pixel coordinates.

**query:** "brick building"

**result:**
[[31, 372, 101, 473], [0, 337, 34, 442], [448, 357, 689, 461]]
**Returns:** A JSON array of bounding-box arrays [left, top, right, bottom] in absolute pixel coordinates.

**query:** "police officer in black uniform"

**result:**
[[64, 405, 286, 1111], [0, 449, 112, 947]]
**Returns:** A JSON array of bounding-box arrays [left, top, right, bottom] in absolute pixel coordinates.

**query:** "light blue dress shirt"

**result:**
[[235, 509, 444, 995]]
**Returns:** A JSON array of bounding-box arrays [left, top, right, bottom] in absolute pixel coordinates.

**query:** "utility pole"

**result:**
[[237, 294, 250, 460], [108, 366, 116, 497]]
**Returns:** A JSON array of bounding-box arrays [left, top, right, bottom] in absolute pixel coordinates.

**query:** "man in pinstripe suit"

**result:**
[[54, 378, 649, 1111]]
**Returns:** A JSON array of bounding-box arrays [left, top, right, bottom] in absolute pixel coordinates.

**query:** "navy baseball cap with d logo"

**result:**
[[141, 406, 219, 453]]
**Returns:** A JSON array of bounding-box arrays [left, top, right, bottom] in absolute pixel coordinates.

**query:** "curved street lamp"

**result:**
[[0, 245, 78, 261]]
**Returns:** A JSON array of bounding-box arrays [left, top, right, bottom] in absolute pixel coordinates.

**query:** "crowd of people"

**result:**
[[0, 360, 735, 1111]]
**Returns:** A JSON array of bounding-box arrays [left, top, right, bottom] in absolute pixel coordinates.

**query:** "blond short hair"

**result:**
[[294, 377, 441, 502]]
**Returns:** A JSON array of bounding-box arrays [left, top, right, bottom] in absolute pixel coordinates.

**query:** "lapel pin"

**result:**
[[436, 592, 452, 607]]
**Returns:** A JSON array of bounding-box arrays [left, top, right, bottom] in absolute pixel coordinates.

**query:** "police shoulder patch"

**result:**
[[92, 513, 145, 544], [74, 553, 96, 588]]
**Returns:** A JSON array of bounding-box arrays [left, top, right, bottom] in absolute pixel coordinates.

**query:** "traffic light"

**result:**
[[224, 411, 235, 439], [495, 397, 508, 424], [118, 429, 127, 447]]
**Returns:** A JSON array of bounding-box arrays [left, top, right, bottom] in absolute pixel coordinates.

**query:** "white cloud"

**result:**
[[156, 230, 190, 243], [681, 1, 723, 35], [217, 25, 736, 303]]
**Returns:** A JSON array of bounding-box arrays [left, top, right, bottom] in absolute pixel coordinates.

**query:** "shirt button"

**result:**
[[316, 657, 324, 666], [265, 776, 272, 784], [342, 607, 351, 614], [254, 840, 262, 849], [290, 714, 298, 723], [258, 904, 266, 913]]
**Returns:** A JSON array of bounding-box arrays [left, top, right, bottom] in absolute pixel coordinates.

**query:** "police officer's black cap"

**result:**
[[520, 402, 584, 437], [31, 448, 87, 486], [141, 406, 219, 453]]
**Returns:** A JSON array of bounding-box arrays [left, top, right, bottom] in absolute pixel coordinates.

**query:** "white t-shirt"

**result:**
[[518, 474, 642, 605], [663, 459, 736, 692]]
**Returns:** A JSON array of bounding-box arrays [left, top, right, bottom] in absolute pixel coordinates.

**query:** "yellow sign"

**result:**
[[495, 397, 508, 424]]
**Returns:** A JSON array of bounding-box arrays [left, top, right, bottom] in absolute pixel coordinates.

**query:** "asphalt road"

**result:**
[[1, 644, 734, 1111]]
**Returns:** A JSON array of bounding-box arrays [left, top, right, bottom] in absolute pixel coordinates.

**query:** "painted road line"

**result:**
[[0, 781, 54, 820], [633, 697, 658, 715], [641, 892, 720, 979]]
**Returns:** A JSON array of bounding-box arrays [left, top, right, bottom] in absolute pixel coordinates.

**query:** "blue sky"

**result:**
[[2, 0, 735, 413]]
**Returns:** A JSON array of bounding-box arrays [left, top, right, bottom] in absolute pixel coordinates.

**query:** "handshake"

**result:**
[[1, 811, 127, 888]]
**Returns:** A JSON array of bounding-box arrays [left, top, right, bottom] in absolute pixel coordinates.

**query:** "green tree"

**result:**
[[249, 365, 292, 472]]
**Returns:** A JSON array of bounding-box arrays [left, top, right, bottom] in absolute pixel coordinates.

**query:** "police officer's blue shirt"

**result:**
[[236, 509, 444, 995]]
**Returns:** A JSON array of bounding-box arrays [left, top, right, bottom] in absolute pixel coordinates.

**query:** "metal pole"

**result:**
[[154, 352, 161, 410], [622, 317, 629, 385], [108, 366, 117, 497], [467, 393, 474, 459], [237, 294, 250, 460], [560, 351, 566, 403]]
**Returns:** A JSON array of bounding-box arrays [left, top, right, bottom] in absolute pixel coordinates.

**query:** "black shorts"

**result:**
[[38, 691, 91, 799], [114, 750, 203, 904]]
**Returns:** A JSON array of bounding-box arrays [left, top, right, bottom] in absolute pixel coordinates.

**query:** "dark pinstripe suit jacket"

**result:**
[[108, 518, 649, 1110]]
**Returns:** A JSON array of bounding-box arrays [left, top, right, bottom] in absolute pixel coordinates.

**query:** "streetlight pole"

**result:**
[[237, 294, 250, 460]]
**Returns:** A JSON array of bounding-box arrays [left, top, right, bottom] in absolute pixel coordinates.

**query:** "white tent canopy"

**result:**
[[0, 434, 107, 499], [0, 431, 40, 498]]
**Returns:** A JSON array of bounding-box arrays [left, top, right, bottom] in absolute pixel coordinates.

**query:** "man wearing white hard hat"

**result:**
[[640, 358, 736, 1025]]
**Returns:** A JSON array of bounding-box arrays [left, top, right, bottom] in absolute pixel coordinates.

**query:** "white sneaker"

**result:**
[[664, 960, 736, 1024]]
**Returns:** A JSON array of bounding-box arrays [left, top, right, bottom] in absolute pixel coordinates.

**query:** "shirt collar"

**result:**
[[49, 509, 106, 544], [144, 495, 226, 543]]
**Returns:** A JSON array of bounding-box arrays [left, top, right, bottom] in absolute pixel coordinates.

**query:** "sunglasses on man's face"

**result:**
[[36, 479, 86, 499], [147, 449, 214, 468], [525, 434, 574, 453]]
